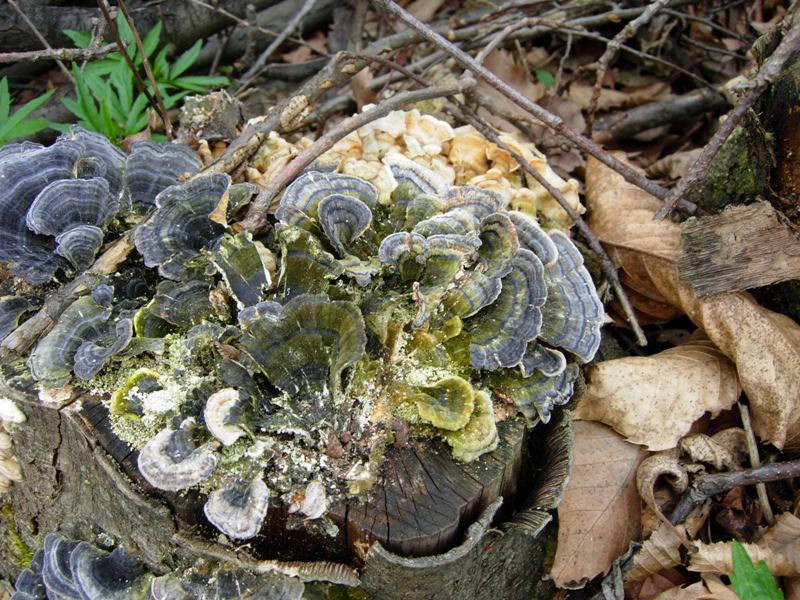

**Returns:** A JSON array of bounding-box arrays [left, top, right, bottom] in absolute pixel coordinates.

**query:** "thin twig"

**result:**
[[343, 51, 430, 87], [238, 0, 319, 90], [738, 402, 774, 525], [669, 459, 800, 525], [7, 0, 75, 83], [116, 0, 173, 139], [185, 0, 324, 54], [370, 0, 696, 213], [95, 1, 164, 133], [586, 0, 671, 133], [0, 43, 117, 64], [655, 14, 800, 220], [239, 78, 477, 233], [458, 103, 648, 346]]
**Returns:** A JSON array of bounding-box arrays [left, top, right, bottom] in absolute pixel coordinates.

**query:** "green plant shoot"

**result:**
[[729, 540, 784, 600]]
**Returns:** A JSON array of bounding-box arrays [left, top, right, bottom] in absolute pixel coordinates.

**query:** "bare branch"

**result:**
[[0, 43, 117, 64]]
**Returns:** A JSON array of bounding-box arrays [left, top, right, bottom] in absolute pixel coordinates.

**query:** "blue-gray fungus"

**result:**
[[137, 419, 218, 491], [2, 121, 604, 541], [13, 534, 151, 600], [203, 477, 270, 540], [0, 125, 201, 284], [28, 286, 132, 387], [14, 534, 303, 599]]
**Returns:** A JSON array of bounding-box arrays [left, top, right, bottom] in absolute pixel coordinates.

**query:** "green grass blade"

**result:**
[[141, 22, 162, 58], [0, 77, 10, 121], [169, 40, 202, 79]]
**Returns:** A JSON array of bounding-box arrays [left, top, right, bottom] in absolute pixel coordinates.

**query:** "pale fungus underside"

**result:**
[[0, 114, 602, 552]]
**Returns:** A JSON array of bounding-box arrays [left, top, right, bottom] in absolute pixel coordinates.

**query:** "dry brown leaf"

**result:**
[[478, 50, 546, 128], [406, 0, 446, 21], [679, 430, 745, 471], [350, 67, 377, 111], [649, 581, 713, 600], [568, 81, 671, 111], [281, 31, 327, 64], [786, 577, 800, 600], [574, 339, 740, 450], [646, 149, 703, 180], [701, 574, 740, 600], [689, 512, 800, 576], [586, 155, 800, 450], [628, 505, 710, 584], [550, 421, 646, 587]]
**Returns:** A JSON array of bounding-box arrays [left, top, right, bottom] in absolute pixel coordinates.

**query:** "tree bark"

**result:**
[[0, 364, 571, 597]]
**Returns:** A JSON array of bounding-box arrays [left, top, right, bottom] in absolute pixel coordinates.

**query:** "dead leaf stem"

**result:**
[[655, 12, 800, 219], [739, 402, 775, 524]]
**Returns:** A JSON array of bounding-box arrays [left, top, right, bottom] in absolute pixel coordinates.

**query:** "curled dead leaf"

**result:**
[[550, 421, 646, 587], [575, 338, 740, 451], [586, 155, 800, 451], [689, 512, 800, 576], [679, 430, 746, 471], [636, 451, 689, 517], [568, 81, 671, 112]]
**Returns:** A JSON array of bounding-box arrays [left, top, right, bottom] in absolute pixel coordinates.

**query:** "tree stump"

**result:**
[[0, 364, 572, 598]]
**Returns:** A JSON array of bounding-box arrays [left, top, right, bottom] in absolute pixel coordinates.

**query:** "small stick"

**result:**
[[585, 0, 671, 133], [655, 14, 800, 220], [738, 402, 774, 525], [185, 0, 324, 55], [0, 43, 117, 64], [371, 0, 685, 209], [239, 78, 477, 233], [7, 0, 75, 83], [669, 459, 800, 525], [458, 103, 648, 346], [238, 0, 319, 90], [115, 0, 173, 139]]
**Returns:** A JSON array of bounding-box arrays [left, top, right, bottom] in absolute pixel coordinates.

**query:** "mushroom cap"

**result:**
[[539, 231, 604, 362], [137, 423, 218, 491], [466, 248, 547, 371], [28, 285, 131, 387], [14, 549, 45, 599], [133, 174, 230, 280], [41, 534, 80, 599], [238, 293, 366, 398], [69, 541, 152, 599], [276, 171, 378, 225], [26, 177, 116, 237], [520, 343, 567, 378], [492, 364, 579, 424], [150, 279, 213, 327], [123, 140, 201, 212], [54, 225, 105, 272], [413, 376, 476, 431], [204, 478, 270, 540], [443, 390, 499, 462], [317, 194, 373, 257], [212, 232, 272, 308], [384, 154, 448, 196], [204, 388, 245, 446], [0, 295, 38, 340]]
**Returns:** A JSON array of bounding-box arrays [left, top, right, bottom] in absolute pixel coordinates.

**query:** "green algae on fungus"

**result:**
[[10, 113, 603, 541]]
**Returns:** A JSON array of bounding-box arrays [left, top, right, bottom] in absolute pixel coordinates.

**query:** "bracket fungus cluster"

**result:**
[[0, 112, 602, 545], [13, 533, 303, 600]]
